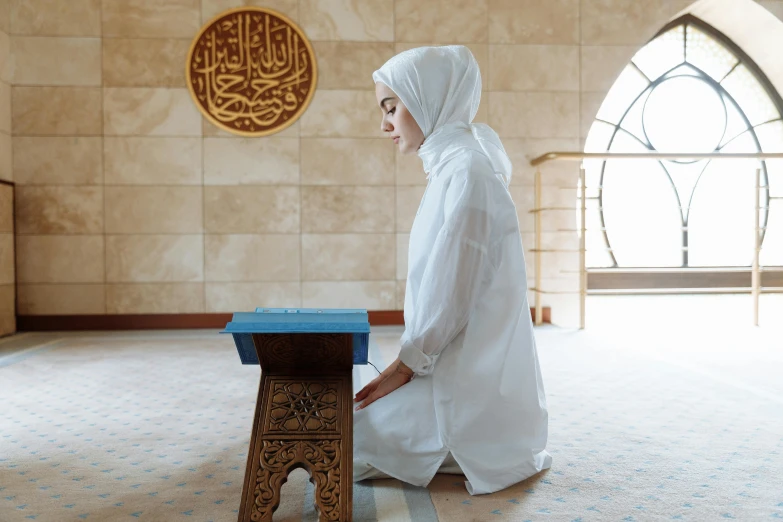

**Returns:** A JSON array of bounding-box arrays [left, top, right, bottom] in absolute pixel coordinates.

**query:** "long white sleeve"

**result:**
[[399, 170, 494, 375]]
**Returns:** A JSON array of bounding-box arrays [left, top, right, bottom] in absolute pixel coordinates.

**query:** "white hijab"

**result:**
[[372, 45, 512, 185]]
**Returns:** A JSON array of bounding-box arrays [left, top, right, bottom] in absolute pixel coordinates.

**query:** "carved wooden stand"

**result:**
[[238, 333, 354, 521]]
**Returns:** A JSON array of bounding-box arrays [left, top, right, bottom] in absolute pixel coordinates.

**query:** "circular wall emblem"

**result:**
[[186, 7, 317, 137]]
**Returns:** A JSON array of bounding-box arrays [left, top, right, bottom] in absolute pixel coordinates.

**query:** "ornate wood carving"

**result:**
[[252, 333, 353, 372], [186, 7, 317, 137], [239, 370, 353, 521], [266, 380, 340, 433], [250, 440, 342, 521]]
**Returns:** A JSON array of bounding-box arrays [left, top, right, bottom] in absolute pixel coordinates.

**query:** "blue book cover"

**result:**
[[221, 308, 370, 365]]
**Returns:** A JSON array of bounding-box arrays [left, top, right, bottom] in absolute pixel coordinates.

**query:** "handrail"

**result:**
[[528, 151, 777, 329], [530, 151, 783, 166]]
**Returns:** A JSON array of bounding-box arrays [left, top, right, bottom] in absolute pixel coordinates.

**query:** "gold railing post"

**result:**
[[535, 167, 543, 326], [579, 164, 587, 330], [752, 167, 761, 327]]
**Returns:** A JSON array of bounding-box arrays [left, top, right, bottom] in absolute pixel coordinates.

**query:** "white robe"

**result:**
[[353, 145, 552, 495]]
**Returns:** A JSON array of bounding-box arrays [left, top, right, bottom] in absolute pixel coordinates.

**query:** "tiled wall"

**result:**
[[5, 0, 783, 324], [1, 0, 10, 184], [760, 0, 783, 20], [1, 2, 14, 335]]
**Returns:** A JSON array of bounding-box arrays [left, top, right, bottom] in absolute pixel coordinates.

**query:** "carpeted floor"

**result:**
[[1, 297, 782, 521]]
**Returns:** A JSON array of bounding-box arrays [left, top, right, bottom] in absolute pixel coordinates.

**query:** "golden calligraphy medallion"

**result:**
[[186, 7, 317, 137]]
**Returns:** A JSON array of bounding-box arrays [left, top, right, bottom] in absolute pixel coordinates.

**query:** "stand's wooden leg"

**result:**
[[239, 374, 353, 522], [238, 375, 267, 522]]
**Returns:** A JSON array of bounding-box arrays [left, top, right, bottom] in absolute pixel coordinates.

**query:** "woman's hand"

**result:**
[[355, 357, 399, 403], [354, 360, 414, 411]]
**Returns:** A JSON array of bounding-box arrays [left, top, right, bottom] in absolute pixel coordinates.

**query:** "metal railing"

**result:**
[[529, 152, 783, 329]]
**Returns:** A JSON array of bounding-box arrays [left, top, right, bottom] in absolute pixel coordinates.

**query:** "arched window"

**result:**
[[584, 15, 783, 282]]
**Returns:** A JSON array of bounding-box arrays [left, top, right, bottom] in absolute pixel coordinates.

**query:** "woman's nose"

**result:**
[[380, 118, 393, 133]]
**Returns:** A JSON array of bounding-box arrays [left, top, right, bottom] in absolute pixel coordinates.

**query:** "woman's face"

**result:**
[[376, 82, 425, 155]]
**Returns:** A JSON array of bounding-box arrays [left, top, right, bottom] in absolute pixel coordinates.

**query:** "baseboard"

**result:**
[[16, 307, 549, 332]]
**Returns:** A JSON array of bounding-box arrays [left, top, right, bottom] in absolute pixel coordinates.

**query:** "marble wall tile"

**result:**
[[0, 131, 9, 181], [302, 281, 395, 309], [301, 186, 395, 233], [581, 0, 693, 45], [581, 92, 606, 138], [536, 185, 580, 209], [206, 281, 301, 311], [302, 234, 395, 281], [202, 117, 300, 139], [299, 0, 393, 41], [508, 185, 534, 232], [13, 87, 102, 135], [759, 1, 783, 21], [205, 234, 300, 281], [396, 233, 408, 280], [204, 186, 299, 233], [0, 233, 13, 284], [16, 284, 107, 314], [300, 90, 383, 138], [104, 137, 201, 185], [203, 137, 299, 185], [527, 274, 579, 294], [538, 208, 578, 232], [11, 0, 101, 36], [0, 284, 13, 334], [533, 250, 579, 278], [395, 279, 405, 309], [474, 91, 489, 124], [103, 88, 201, 136], [300, 138, 394, 185], [106, 283, 205, 313], [396, 185, 426, 232], [106, 234, 203, 282], [104, 186, 203, 234], [15, 186, 103, 234], [312, 42, 394, 90], [395, 0, 488, 43], [490, 45, 579, 92], [538, 162, 583, 190], [103, 39, 190, 88], [0, 31, 9, 82], [301, 233, 394, 280], [489, 92, 579, 138], [502, 137, 581, 186], [16, 235, 104, 283], [581, 46, 636, 93], [12, 37, 101, 86], [515, 161, 579, 191], [14, 137, 103, 185], [202, 0, 299, 23], [536, 230, 580, 251], [0, 183, 11, 231], [102, 0, 201, 38], [0, 0, 9, 33], [396, 151, 426, 185], [488, 0, 579, 44], [0, 81, 9, 133]]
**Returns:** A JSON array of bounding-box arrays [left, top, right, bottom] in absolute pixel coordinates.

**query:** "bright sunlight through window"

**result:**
[[583, 17, 783, 269]]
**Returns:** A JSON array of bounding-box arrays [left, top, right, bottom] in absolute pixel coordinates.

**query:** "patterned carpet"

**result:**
[[1, 298, 782, 521]]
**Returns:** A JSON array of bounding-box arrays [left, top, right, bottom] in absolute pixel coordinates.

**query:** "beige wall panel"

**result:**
[[301, 233, 395, 281]]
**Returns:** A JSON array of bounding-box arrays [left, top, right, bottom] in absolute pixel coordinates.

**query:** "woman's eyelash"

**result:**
[[387, 107, 396, 115]]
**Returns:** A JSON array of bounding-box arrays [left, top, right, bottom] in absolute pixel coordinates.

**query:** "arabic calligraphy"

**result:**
[[186, 8, 317, 136]]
